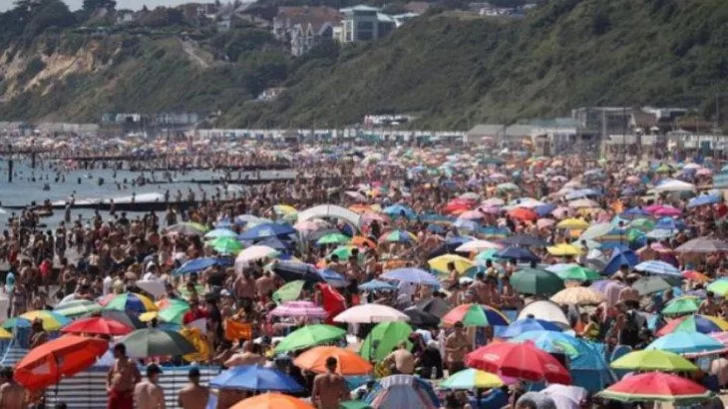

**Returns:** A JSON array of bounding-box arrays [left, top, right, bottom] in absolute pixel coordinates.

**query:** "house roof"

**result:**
[[278, 6, 343, 33], [404, 1, 430, 14], [341, 5, 380, 12], [467, 124, 505, 137], [631, 109, 658, 129]]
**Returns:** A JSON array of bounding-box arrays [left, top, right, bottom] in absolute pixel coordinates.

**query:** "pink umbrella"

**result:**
[[697, 168, 713, 176], [269, 301, 328, 319], [654, 206, 682, 217], [626, 176, 640, 184], [552, 207, 570, 219], [537, 219, 555, 229], [650, 242, 673, 253], [361, 212, 389, 223], [710, 332, 728, 347], [480, 205, 501, 215], [459, 210, 486, 220], [294, 221, 323, 232], [644, 204, 664, 213]]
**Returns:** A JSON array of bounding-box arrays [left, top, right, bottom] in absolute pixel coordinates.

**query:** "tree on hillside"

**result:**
[[23, 0, 76, 38], [82, 0, 117, 13]]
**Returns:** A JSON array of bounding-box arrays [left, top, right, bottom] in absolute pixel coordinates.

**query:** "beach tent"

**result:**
[[517, 300, 570, 329], [297, 204, 363, 230]]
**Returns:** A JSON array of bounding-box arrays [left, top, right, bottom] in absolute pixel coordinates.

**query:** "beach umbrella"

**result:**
[[621, 207, 650, 219], [19, 310, 71, 331], [710, 332, 728, 347], [204, 228, 237, 239], [272, 280, 305, 304], [165, 222, 208, 236], [15, 335, 109, 391], [657, 314, 728, 336], [501, 316, 563, 338], [507, 208, 538, 221], [209, 236, 243, 254], [428, 254, 474, 275], [316, 232, 351, 245], [103, 292, 158, 314], [295, 346, 373, 375], [327, 245, 360, 261], [675, 237, 728, 253], [174, 257, 231, 275], [210, 364, 303, 392], [60, 316, 133, 336], [269, 301, 328, 319], [382, 204, 416, 219], [455, 240, 501, 253], [81, 309, 144, 329], [546, 244, 582, 257], [628, 218, 655, 232], [360, 322, 413, 361], [610, 350, 698, 372], [708, 278, 728, 295], [144, 299, 190, 324], [403, 308, 440, 327], [496, 247, 540, 263], [646, 229, 677, 240], [578, 223, 612, 240], [466, 341, 571, 384], [634, 260, 681, 277], [646, 332, 726, 356], [381, 268, 439, 286], [271, 261, 325, 284], [229, 393, 314, 409], [555, 265, 601, 282], [517, 301, 570, 328], [334, 304, 410, 324], [510, 268, 565, 296], [541, 385, 588, 408], [351, 236, 377, 249], [632, 276, 672, 295], [118, 328, 197, 357], [550, 287, 605, 306], [318, 267, 347, 288], [683, 271, 711, 283], [360, 279, 397, 292], [238, 223, 296, 241], [366, 374, 440, 409], [556, 218, 589, 230], [414, 298, 452, 318], [441, 369, 504, 390], [0, 327, 11, 339], [53, 299, 103, 317], [441, 304, 509, 327], [596, 372, 711, 403], [378, 230, 417, 244], [662, 298, 700, 316], [274, 324, 347, 353]]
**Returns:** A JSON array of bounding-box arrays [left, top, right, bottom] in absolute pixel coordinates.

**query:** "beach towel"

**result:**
[[316, 283, 346, 325]]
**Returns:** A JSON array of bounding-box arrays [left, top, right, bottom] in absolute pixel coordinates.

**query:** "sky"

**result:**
[[0, 0, 198, 12]]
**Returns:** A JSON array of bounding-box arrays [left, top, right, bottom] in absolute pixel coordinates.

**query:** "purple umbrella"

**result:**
[[590, 280, 626, 306], [269, 301, 328, 319]]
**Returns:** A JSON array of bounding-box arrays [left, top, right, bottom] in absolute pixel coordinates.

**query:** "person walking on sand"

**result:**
[[312, 357, 350, 409], [0, 367, 25, 409], [178, 367, 209, 409], [134, 364, 166, 409], [107, 344, 141, 409]]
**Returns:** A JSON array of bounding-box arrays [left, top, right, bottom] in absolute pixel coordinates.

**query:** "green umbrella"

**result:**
[[118, 328, 197, 358], [707, 280, 728, 295], [158, 300, 190, 324], [316, 233, 351, 246], [272, 280, 305, 304], [441, 369, 505, 389], [633, 276, 671, 295], [53, 300, 103, 317], [628, 218, 655, 232], [209, 236, 243, 254], [610, 350, 698, 372], [556, 265, 601, 282], [662, 297, 700, 316], [360, 321, 413, 362], [274, 324, 347, 353], [328, 245, 357, 260], [340, 401, 373, 409], [510, 268, 565, 296]]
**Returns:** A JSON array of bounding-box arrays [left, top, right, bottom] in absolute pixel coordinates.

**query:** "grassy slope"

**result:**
[[226, 0, 728, 129]]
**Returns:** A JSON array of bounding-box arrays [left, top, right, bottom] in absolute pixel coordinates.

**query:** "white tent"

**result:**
[[517, 300, 570, 329]]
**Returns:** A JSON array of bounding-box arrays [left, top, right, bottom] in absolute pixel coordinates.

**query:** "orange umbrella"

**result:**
[[508, 208, 538, 221], [294, 346, 373, 375], [349, 204, 372, 214], [351, 236, 377, 250], [15, 335, 109, 390], [230, 393, 314, 409]]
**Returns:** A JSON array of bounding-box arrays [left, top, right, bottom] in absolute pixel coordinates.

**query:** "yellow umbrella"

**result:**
[[428, 254, 474, 275], [0, 327, 11, 339], [546, 243, 583, 257], [139, 311, 159, 322], [180, 327, 212, 363], [274, 204, 297, 215], [551, 287, 605, 306], [556, 218, 590, 230]]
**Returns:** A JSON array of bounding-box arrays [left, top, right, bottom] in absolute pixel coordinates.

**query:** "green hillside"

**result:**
[[228, 0, 728, 129]]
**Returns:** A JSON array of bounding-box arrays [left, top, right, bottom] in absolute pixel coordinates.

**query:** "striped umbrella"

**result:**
[[441, 304, 509, 327]]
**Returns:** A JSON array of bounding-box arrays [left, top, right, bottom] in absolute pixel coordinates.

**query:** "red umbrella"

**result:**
[[466, 341, 571, 384], [60, 316, 134, 336], [15, 335, 109, 390], [507, 208, 538, 222], [596, 372, 711, 403]]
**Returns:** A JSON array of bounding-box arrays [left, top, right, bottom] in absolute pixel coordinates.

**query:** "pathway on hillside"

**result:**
[[179, 39, 210, 69]]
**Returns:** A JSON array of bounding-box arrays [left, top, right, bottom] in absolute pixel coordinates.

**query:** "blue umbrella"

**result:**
[[501, 317, 563, 338], [533, 203, 557, 217], [453, 219, 479, 231], [620, 207, 650, 219], [655, 217, 685, 231], [271, 261, 324, 284], [204, 228, 238, 239], [646, 332, 725, 355], [511, 330, 610, 371], [496, 247, 540, 263], [688, 194, 721, 208], [382, 268, 439, 286], [603, 247, 639, 275], [500, 234, 548, 247], [210, 365, 304, 392], [634, 260, 681, 277], [174, 257, 232, 276], [566, 189, 600, 200], [382, 204, 416, 219], [646, 229, 677, 240], [318, 269, 348, 287], [238, 223, 296, 241], [360, 279, 397, 291], [258, 237, 294, 251], [427, 224, 446, 234]]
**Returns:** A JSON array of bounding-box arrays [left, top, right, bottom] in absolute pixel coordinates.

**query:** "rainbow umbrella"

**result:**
[[646, 332, 726, 356], [140, 299, 190, 324], [596, 372, 711, 403], [53, 300, 103, 317], [707, 279, 728, 296], [441, 369, 504, 390], [378, 230, 417, 244], [657, 314, 728, 336], [442, 304, 509, 327], [0, 327, 11, 339], [20, 310, 71, 331], [610, 350, 698, 372], [104, 292, 159, 314], [2, 317, 33, 330]]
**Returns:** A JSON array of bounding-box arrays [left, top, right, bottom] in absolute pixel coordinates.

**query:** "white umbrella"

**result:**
[[334, 304, 410, 324], [455, 240, 502, 253], [136, 280, 165, 299], [568, 199, 599, 209], [653, 179, 695, 193], [578, 223, 612, 240], [235, 245, 278, 274], [517, 300, 570, 328]]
